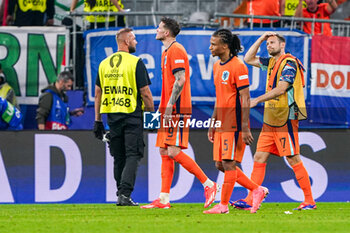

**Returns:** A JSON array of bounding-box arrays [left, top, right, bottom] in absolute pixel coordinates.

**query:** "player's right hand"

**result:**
[[93, 121, 105, 140], [208, 127, 215, 143]]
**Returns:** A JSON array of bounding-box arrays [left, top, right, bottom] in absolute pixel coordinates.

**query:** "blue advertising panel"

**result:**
[[0, 130, 349, 204], [84, 27, 308, 105]]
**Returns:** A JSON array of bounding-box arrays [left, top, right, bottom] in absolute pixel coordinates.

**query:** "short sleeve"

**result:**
[[234, 62, 250, 90], [168, 45, 187, 74], [136, 59, 151, 89], [259, 57, 271, 71], [95, 73, 101, 88], [280, 60, 297, 84]]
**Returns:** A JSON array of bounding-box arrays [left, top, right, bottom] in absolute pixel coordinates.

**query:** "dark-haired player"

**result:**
[[141, 17, 218, 209], [232, 32, 315, 211], [204, 29, 268, 214]]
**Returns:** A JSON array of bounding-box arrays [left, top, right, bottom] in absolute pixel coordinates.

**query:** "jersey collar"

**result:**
[[220, 56, 234, 66]]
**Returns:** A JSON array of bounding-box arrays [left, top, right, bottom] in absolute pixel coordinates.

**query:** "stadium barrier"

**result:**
[[0, 130, 349, 204], [214, 13, 350, 37]]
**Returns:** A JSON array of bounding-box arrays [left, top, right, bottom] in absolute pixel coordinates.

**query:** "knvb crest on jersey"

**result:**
[[222, 71, 230, 82]]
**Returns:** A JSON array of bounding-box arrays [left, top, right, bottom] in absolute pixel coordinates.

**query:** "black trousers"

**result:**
[[108, 117, 144, 197]]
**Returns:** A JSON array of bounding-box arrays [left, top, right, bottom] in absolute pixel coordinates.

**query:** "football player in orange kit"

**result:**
[[204, 29, 268, 214], [140, 17, 218, 209], [232, 32, 316, 211]]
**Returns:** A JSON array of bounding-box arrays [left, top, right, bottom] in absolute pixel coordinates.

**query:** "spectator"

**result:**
[[0, 97, 23, 130], [36, 71, 84, 130], [70, 0, 125, 29], [295, 0, 338, 36], [7, 0, 55, 26], [247, 0, 283, 27], [0, 63, 19, 109]]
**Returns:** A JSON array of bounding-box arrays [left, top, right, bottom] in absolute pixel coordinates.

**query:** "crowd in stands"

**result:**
[[0, 0, 348, 130]]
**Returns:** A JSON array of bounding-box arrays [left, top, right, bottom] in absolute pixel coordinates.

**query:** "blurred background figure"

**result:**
[[6, 0, 55, 26], [70, 0, 126, 29], [36, 71, 84, 130], [247, 0, 283, 27], [295, 0, 338, 36], [0, 63, 19, 110], [0, 97, 23, 130]]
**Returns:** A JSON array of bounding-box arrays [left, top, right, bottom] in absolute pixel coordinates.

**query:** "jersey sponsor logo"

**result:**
[[239, 75, 248, 80], [175, 59, 184, 64], [222, 71, 229, 82]]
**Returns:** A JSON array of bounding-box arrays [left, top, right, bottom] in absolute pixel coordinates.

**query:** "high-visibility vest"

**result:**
[[18, 0, 47, 13], [263, 54, 307, 127], [0, 83, 17, 108], [284, 0, 307, 16], [84, 0, 124, 23], [98, 52, 141, 114]]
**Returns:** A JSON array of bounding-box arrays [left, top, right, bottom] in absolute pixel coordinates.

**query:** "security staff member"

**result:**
[[0, 63, 19, 109], [70, 0, 125, 28], [7, 0, 55, 26], [94, 28, 154, 206]]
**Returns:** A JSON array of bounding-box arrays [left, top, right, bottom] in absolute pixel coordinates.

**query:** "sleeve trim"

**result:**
[[172, 68, 185, 75]]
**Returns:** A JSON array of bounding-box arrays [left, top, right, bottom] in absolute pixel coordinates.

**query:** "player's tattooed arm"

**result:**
[[168, 70, 185, 106]]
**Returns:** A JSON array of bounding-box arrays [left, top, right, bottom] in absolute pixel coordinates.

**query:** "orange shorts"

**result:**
[[257, 120, 299, 157], [213, 131, 246, 162], [156, 115, 190, 149]]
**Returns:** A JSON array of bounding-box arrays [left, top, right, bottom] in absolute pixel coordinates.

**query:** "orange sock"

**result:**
[[173, 151, 207, 184], [221, 170, 237, 205], [236, 167, 259, 191], [292, 161, 315, 204], [161, 155, 174, 193], [244, 161, 266, 205]]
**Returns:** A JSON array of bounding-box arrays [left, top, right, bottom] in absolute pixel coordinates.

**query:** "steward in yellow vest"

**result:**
[[71, 0, 125, 28], [84, 0, 123, 23], [94, 28, 154, 206], [7, 0, 55, 26]]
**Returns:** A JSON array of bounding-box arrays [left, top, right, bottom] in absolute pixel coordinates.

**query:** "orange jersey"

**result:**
[[214, 56, 250, 132], [247, 0, 280, 24], [159, 42, 192, 114], [303, 3, 332, 36]]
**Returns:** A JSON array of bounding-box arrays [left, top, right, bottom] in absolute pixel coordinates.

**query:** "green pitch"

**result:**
[[0, 203, 349, 233]]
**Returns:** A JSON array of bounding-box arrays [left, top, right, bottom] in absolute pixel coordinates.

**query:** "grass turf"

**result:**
[[0, 203, 349, 233]]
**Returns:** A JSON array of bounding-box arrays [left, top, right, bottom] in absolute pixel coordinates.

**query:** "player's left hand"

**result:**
[[242, 129, 254, 145]]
